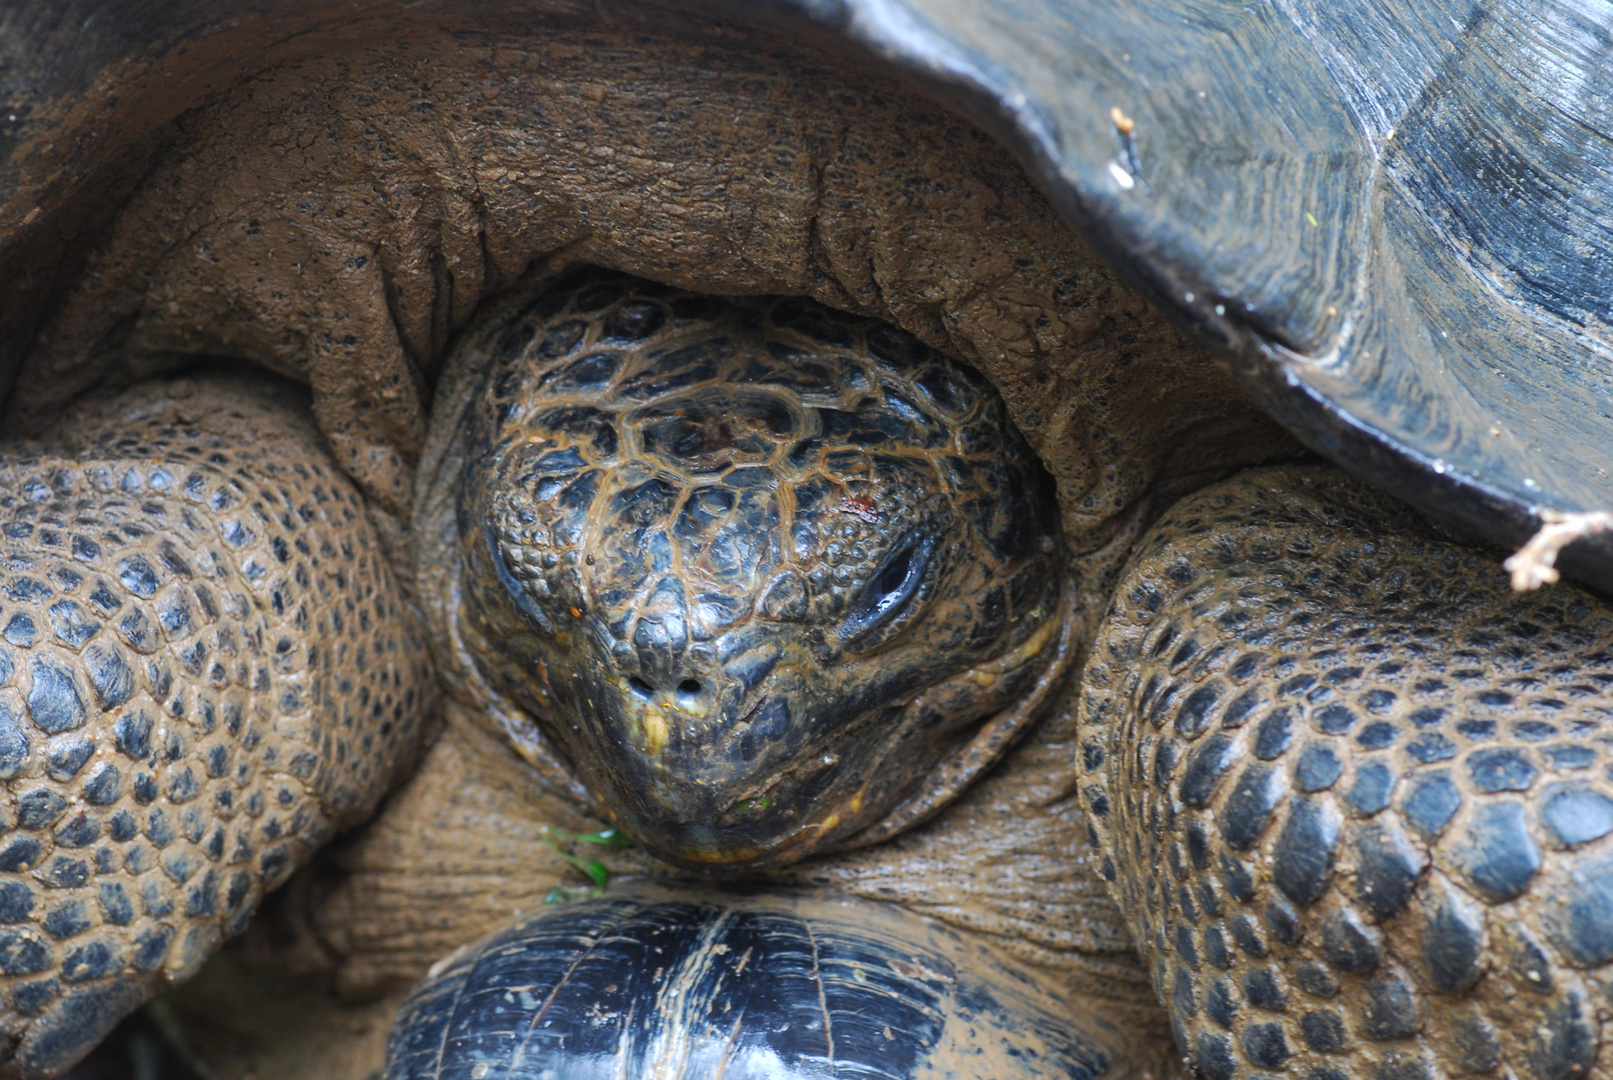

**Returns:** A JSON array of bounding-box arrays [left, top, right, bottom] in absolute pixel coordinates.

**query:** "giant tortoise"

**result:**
[[0, 2, 1609, 1078]]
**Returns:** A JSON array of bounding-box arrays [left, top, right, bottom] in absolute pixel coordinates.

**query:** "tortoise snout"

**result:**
[[568, 652, 836, 865], [601, 664, 789, 764], [629, 576, 690, 684], [625, 671, 708, 701]]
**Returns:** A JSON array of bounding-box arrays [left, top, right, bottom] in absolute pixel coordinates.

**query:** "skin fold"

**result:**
[[165, 283, 1613, 1080]]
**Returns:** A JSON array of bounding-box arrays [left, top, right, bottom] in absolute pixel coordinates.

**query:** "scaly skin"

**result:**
[[1080, 466, 1613, 1080], [0, 376, 435, 1077], [196, 286, 1613, 1080], [12, 291, 1613, 1080], [447, 272, 1070, 869]]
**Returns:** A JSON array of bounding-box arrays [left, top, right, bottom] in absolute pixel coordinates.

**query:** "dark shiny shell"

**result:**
[[387, 890, 1120, 1080], [819, 0, 1613, 593]]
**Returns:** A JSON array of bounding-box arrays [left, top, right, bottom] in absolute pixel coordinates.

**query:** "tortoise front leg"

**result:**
[[0, 375, 435, 1077], [1081, 465, 1613, 1080]]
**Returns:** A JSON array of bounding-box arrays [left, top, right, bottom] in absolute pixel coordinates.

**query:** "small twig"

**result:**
[[1504, 510, 1613, 591]]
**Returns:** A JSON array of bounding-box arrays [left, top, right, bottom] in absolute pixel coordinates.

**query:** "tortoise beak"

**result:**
[[564, 640, 861, 868]]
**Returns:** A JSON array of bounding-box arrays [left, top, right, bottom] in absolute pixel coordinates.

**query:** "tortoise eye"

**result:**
[[876, 549, 912, 599], [485, 525, 555, 634], [841, 535, 933, 644]]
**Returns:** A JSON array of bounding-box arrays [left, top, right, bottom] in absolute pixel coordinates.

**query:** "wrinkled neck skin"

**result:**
[[436, 273, 1068, 871]]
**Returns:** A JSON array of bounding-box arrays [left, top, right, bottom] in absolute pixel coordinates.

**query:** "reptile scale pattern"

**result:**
[[0, 377, 434, 1075], [449, 272, 1066, 867], [1081, 467, 1613, 1080]]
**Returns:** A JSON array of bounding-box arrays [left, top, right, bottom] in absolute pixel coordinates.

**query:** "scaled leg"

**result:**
[[1082, 466, 1613, 1080], [0, 376, 435, 1076]]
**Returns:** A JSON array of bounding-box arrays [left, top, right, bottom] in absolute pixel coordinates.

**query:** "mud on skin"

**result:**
[[2, 5, 1609, 1078], [1, 274, 1612, 1080]]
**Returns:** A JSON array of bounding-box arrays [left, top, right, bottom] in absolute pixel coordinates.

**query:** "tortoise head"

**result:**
[[455, 273, 1065, 869]]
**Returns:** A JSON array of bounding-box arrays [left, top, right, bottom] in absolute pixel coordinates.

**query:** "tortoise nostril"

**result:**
[[677, 678, 702, 695], [629, 677, 655, 698]]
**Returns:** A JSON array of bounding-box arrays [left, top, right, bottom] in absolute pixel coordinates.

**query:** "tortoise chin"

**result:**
[[535, 596, 1078, 869], [551, 652, 912, 868], [462, 530, 1064, 869], [453, 271, 1066, 869]]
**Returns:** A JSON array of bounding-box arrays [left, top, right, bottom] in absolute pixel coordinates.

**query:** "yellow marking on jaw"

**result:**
[[680, 843, 764, 864], [969, 608, 1060, 686], [807, 782, 867, 837], [670, 693, 708, 720], [644, 705, 669, 754], [611, 674, 707, 755], [665, 782, 872, 866], [625, 699, 664, 757]]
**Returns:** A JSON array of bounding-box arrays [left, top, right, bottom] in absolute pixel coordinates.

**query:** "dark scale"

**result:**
[[452, 271, 1067, 869], [0, 376, 436, 1076], [1079, 467, 1613, 1080]]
